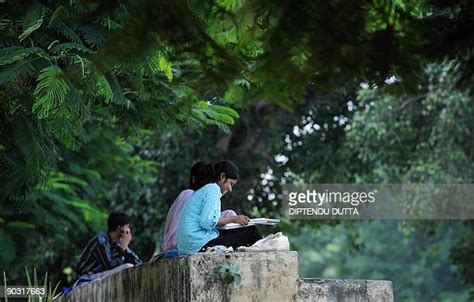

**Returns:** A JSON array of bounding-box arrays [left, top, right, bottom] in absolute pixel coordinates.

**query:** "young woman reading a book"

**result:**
[[176, 160, 262, 254], [162, 161, 237, 252]]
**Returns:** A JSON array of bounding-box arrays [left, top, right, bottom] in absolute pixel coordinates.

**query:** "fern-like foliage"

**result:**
[[1, 0, 241, 218], [0, 0, 245, 284], [0, 46, 44, 66], [33, 65, 69, 118], [19, 4, 45, 42], [78, 25, 109, 49], [0, 59, 37, 83]]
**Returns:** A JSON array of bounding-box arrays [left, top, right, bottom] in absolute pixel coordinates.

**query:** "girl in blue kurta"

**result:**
[[176, 161, 262, 254]]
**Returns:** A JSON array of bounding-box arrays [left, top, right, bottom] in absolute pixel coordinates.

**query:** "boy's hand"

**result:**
[[233, 215, 250, 226], [120, 225, 132, 250]]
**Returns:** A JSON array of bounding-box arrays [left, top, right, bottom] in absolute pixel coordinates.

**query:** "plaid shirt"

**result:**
[[75, 232, 142, 276]]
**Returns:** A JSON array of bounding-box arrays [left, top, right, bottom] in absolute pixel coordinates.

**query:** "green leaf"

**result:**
[[230, 264, 240, 273], [196, 101, 209, 109], [210, 105, 240, 118], [49, 5, 70, 27], [223, 84, 245, 103], [14, 114, 53, 173], [0, 59, 37, 83], [50, 182, 76, 195], [204, 109, 235, 125], [0, 47, 42, 66], [159, 56, 173, 82], [148, 53, 173, 81], [218, 263, 241, 286], [216, 0, 246, 11], [79, 25, 108, 48], [233, 274, 241, 286], [50, 42, 92, 54], [105, 72, 133, 108], [51, 19, 84, 44], [96, 73, 114, 101], [33, 65, 69, 118], [25, 267, 32, 287], [19, 4, 44, 41], [7, 221, 36, 230], [66, 199, 107, 223]]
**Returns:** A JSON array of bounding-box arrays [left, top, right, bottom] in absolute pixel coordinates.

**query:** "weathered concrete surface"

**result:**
[[297, 278, 394, 302], [60, 251, 298, 302], [60, 252, 393, 302]]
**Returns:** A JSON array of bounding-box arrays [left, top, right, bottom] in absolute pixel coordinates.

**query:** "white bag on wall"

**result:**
[[237, 232, 290, 252]]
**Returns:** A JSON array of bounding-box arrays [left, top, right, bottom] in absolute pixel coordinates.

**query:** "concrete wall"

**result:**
[[60, 251, 393, 302], [297, 278, 394, 302]]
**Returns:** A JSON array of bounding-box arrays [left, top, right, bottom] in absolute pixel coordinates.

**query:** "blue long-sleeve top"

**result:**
[[176, 183, 222, 254]]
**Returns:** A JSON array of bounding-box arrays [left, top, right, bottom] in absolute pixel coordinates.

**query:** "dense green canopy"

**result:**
[[0, 0, 473, 299]]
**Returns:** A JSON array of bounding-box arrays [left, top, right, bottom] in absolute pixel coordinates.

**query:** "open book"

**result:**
[[217, 218, 280, 230]]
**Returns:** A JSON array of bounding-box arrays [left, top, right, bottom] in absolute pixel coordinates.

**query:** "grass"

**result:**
[[1, 268, 61, 302]]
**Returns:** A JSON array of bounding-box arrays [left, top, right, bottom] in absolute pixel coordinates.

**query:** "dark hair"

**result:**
[[214, 160, 239, 181], [107, 212, 130, 232], [190, 161, 215, 190], [190, 161, 206, 188]]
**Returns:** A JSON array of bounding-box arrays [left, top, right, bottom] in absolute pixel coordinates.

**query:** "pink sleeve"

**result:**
[[162, 190, 194, 251]]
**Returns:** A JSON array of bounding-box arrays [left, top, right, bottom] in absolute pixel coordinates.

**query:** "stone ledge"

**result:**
[[60, 251, 393, 302], [297, 278, 394, 302]]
